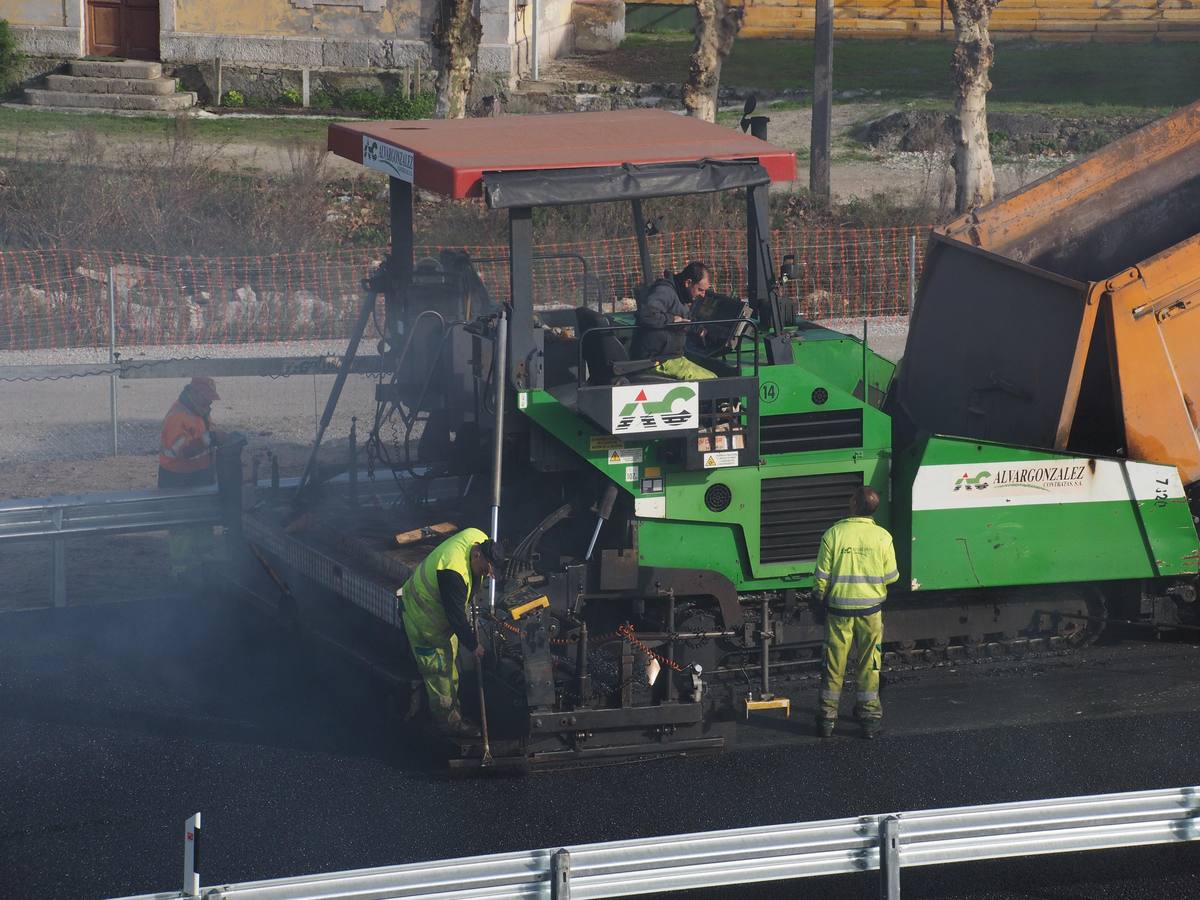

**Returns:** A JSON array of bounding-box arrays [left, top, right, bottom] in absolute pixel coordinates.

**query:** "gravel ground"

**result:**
[[2, 596, 1199, 899], [0, 337, 384, 472]]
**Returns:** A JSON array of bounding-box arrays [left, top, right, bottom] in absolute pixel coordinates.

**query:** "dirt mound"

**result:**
[[855, 109, 1156, 156]]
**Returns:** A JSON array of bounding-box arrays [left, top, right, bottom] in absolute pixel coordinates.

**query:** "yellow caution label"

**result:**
[[589, 436, 623, 451], [510, 595, 550, 620]]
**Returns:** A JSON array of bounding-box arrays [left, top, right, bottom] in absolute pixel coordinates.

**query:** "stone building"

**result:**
[[0, 0, 624, 86]]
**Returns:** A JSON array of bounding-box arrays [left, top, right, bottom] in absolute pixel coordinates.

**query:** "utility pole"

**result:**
[[810, 0, 833, 202]]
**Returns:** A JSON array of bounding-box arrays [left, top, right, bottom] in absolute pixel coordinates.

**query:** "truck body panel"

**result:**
[[896, 100, 1200, 485], [896, 435, 1199, 593]]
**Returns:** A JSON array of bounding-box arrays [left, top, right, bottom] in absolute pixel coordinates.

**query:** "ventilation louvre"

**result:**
[[760, 409, 863, 455], [760, 471, 864, 564]]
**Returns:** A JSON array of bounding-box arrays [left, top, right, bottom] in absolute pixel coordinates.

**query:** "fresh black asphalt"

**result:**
[[2, 595, 1199, 899]]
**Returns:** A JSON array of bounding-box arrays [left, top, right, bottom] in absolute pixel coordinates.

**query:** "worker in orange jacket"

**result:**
[[159, 376, 227, 579]]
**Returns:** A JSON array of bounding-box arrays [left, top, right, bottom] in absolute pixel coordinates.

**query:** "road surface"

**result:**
[[2, 595, 1199, 899]]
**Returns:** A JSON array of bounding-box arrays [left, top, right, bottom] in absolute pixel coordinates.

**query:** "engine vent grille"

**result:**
[[760, 409, 863, 455], [760, 471, 864, 564]]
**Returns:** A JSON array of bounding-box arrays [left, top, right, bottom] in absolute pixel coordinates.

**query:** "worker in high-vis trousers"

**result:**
[[814, 486, 898, 740], [400, 527, 504, 738]]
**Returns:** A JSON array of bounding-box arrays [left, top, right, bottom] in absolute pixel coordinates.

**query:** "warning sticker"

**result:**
[[703, 451, 739, 469], [607, 448, 644, 466], [625, 465, 640, 483], [589, 436, 624, 451]]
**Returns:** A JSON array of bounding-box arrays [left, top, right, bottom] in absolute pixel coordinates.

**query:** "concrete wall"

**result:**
[[165, 0, 431, 69], [0, 0, 84, 56], [512, 0, 575, 75]]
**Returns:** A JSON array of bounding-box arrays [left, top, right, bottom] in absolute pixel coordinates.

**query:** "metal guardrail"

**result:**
[[0, 473, 418, 608], [0, 487, 223, 542], [0, 487, 225, 608], [111, 786, 1200, 900]]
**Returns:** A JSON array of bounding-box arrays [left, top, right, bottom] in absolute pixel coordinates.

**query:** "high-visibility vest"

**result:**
[[400, 527, 486, 644], [159, 399, 215, 475], [814, 516, 899, 612]]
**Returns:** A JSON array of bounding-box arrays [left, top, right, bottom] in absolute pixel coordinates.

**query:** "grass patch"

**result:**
[[0, 107, 340, 144], [617, 35, 1200, 109]]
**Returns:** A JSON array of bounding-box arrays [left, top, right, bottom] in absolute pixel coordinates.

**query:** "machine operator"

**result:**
[[399, 527, 504, 738], [632, 261, 717, 381], [814, 486, 899, 740], [158, 376, 227, 580]]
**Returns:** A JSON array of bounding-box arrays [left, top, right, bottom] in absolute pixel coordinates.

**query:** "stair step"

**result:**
[[70, 59, 163, 80], [25, 89, 196, 111], [46, 73, 176, 95]]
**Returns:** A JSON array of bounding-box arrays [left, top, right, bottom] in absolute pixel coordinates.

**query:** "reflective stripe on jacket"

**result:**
[[400, 527, 486, 645], [814, 516, 899, 613], [159, 399, 214, 475]]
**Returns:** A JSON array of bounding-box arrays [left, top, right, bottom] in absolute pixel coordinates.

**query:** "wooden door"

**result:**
[[87, 0, 160, 60]]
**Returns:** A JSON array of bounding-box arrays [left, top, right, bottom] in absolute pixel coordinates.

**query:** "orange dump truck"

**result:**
[[895, 99, 1200, 488]]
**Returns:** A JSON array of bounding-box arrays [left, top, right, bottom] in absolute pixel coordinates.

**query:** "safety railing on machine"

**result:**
[[109, 785, 1200, 900]]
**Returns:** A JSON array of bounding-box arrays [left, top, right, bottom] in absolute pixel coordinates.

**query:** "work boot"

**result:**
[[437, 711, 481, 740], [861, 719, 882, 740], [817, 717, 835, 738]]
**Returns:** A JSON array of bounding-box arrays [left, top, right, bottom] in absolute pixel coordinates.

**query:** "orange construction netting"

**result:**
[[0, 227, 925, 351]]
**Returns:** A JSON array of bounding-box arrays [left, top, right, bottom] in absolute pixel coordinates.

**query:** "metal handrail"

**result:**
[[576, 318, 760, 389], [108, 785, 1200, 900]]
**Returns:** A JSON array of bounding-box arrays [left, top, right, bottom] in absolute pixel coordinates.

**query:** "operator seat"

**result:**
[[575, 307, 668, 387]]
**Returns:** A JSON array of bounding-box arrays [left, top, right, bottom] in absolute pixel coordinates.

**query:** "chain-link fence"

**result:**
[[0, 227, 923, 472]]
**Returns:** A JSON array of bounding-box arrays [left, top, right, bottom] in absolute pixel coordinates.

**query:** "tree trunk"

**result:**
[[683, 0, 744, 123], [434, 0, 483, 120], [946, 0, 999, 213]]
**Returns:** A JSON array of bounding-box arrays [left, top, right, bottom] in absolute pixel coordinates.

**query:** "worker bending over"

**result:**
[[158, 376, 226, 580], [632, 261, 717, 381], [814, 486, 898, 740], [400, 527, 504, 737]]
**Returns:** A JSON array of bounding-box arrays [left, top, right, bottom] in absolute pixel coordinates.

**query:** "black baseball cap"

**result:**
[[479, 539, 505, 569]]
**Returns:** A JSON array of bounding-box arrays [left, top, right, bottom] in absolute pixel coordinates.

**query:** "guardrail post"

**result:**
[[550, 848, 571, 900], [183, 812, 201, 897], [880, 815, 901, 899]]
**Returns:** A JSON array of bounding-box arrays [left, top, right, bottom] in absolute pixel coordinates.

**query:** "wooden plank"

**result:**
[[1037, 8, 1114, 19], [1094, 18, 1164, 29], [1029, 26, 1097, 36]]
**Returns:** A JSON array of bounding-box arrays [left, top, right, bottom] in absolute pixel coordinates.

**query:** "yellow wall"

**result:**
[[0, 0, 64, 27], [175, 0, 420, 38], [638, 0, 1200, 41]]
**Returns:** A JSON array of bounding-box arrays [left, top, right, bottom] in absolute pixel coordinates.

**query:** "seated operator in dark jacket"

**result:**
[[631, 261, 717, 381]]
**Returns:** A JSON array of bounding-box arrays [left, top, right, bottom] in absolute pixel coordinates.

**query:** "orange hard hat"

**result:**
[[189, 376, 220, 402]]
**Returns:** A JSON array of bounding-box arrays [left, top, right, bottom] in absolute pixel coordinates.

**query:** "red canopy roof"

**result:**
[[327, 110, 796, 199]]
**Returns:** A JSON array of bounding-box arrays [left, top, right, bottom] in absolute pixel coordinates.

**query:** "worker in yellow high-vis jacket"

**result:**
[[399, 527, 503, 738], [814, 486, 898, 740]]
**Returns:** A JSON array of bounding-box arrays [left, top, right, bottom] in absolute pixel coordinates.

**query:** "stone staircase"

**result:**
[[25, 60, 197, 113]]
